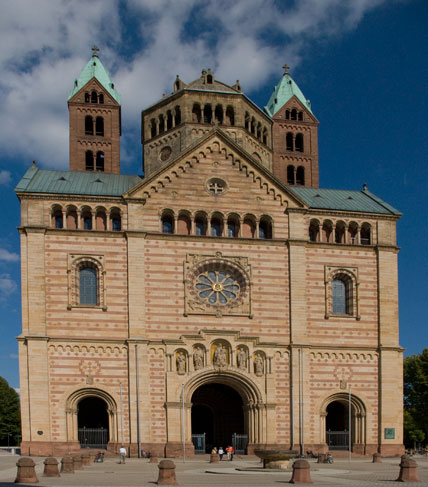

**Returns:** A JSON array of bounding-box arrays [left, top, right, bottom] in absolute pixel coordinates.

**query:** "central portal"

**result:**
[[191, 383, 244, 452]]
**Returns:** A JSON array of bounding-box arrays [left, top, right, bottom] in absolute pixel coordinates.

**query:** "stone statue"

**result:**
[[237, 348, 247, 370], [254, 354, 264, 376], [213, 343, 227, 367], [176, 352, 186, 375], [193, 347, 204, 370]]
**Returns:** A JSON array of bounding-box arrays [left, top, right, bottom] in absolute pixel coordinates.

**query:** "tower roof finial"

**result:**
[[283, 64, 290, 74], [91, 45, 100, 57]]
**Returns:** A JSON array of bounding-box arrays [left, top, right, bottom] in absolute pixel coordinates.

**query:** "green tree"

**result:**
[[404, 349, 428, 448], [0, 377, 21, 445]]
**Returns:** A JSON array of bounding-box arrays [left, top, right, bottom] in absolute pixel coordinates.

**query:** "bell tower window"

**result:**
[[96, 152, 104, 171], [85, 151, 94, 171], [95, 117, 104, 136], [85, 115, 93, 135]]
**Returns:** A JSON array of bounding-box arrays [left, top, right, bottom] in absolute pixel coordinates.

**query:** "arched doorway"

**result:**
[[191, 383, 245, 453], [78, 396, 109, 449], [326, 400, 350, 450]]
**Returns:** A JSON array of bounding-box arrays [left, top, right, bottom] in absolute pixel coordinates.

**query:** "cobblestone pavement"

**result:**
[[0, 454, 427, 486]]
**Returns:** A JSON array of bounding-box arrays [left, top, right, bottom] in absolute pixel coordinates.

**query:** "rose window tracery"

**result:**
[[195, 270, 240, 305]]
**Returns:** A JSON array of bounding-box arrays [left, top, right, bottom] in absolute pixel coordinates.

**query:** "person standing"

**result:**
[[218, 446, 224, 460], [119, 445, 127, 464]]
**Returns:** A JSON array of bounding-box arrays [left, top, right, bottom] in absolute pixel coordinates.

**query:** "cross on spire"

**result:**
[[92, 45, 100, 57], [283, 64, 290, 74]]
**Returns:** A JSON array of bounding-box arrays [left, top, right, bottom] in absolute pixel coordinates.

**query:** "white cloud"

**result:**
[[0, 0, 390, 170], [9, 354, 18, 360], [0, 248, 19, 262], [0, 170, 11, 185], [0, 274, 17, 300]]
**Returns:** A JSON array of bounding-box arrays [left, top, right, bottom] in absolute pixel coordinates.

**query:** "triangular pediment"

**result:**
[[68, 78, 119, 106], [124, 129, 306, 211], [272, 95, 318, 124]]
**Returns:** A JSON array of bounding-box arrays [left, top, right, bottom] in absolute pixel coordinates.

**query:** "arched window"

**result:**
[[96, 152, 104, 171], [256, 123, 262, 141], [259, 217, 272, 239], [348, 222, 358, 244], [195, 214, 207, 236], [177, 213, 191, 235], [242, 216, 256, 238], [159, 114, 165, 134], [215, 105, 223, 124], [360, 223, 371, 245], [85, 151, 94, 171], [85, 92, 90, 103], [291, 108, 297, 120], [52, 207, 63, 229], [207, 74, 213, 84], [296, 166, 305, 185], [79, 266, 98, 305], [210, 215, 223, 237], [91, 91, 98, 103], [95, 209, 107, 230], [332, 276, 352, 315], [322, 220, 333, 243], [192, 104, 201, 123], [262, 128, 268, 145], [166, 110, 173, 130], [66, 207, 77, 229], [244, 112, 250, 130], [85, 115, 93, 135], [309, 219, 320, 242], [95, 117, 104, 136], [335, 221, 346, 244], [285, 109, 290, 120], [111, 210, 121, 231], [298, 111, 303, 121], [295, 133, 304, 152], [227, 215, 239, 238], [150, 119, 157, 138], [226, 106, 234, 126], [81, 208, 92, 230], [98, 93, 104, 104], [161, 213, 174, 234], [174, 106, 181, 125], [287, 165, 295, 184], [204, 104, 212, 124], [250, 118, 256, 134], [286, 132, 294, 151]]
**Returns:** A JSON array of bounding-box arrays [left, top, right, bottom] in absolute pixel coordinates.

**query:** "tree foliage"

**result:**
[[0, 377, 20, 445], [404, 348, 428, 448]]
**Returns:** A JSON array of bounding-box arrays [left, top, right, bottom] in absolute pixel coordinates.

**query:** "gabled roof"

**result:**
[[265, 68, 313, 117], [15, 166, 141, 197], [68, 53, 121, 103], [288, 186, 401, 216]]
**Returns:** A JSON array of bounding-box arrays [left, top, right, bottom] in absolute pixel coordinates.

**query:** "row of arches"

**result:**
[[85, 115, 104, 137], [309, 219, 372, 245], [150, 106, 182, 138], [51, 205, 121, 231], [285, 108, 304, 121], [161, 210, 273, 239], [287, 165, 305, 185], [286, 132, 304, 152], [192, 103, 235, 126], [85, 150, 104, 171], [244, 112, 268, 145], [84, 90, 104, 104]]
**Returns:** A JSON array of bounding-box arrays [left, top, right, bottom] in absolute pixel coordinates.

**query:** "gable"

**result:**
[[272, 95, 318, 124], [68, 78, 119, 106]]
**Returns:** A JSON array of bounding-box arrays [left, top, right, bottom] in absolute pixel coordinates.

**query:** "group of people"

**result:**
[[211, 445, 235, 461]]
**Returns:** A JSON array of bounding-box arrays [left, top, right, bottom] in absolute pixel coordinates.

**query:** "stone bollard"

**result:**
[[290, 459, 312, 484], [373, 453, 382, 463], [43, 457, 60, 477], [73, 454, 83, 470], [157, 459, 178, 485], [396, 458, 419, 482], [209, 453, 219, 463], [81, 453, 92, 466], [317, 453, 326, 463], [149, 456, 158, 463], [15, 457, 39, 484], [61, 455, 74, 473]]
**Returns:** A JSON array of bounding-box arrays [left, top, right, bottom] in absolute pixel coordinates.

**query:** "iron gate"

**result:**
[[78, 427, 108, 449], [232, 433, 248, 454], [191, 433, 206, 453], [326, 430, 349, 450]]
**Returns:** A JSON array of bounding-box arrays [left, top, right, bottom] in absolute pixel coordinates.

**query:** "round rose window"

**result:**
[[195, 270, 240, 305]]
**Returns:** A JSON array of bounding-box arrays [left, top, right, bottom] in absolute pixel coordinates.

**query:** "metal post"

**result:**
[[348, 386, 352, 462], [135, 344, 141, 458], [120, 383, 124, 447], [182, 383, 186, 462]]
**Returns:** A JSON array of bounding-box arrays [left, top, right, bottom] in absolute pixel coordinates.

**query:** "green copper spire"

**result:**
[[264, 64, 312, 117], [68, 46, 121, 103]]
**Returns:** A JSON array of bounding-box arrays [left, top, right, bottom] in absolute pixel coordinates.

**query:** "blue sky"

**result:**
[[0, 0, 426, 389]]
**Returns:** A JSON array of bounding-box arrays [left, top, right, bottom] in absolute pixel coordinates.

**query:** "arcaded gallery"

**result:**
[[16, 49, 403, 457]]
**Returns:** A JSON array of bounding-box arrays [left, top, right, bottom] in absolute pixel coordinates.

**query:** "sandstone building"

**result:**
[[16, 48, 403, 457]]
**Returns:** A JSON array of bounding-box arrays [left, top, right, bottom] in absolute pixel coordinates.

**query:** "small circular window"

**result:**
[[159, 146, 172, 161], [206, 177, 228, 196], [195, 270, 240, 305]]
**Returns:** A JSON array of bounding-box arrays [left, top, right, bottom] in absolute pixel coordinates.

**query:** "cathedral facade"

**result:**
[[16, 49, 403, 457]]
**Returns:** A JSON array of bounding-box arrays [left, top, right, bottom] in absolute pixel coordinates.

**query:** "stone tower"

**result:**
[[265, 65, 319, 188], [68, 46, 121, 174]]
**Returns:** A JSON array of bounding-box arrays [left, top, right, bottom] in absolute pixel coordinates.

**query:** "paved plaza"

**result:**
[[1, 452, 428, 487]]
